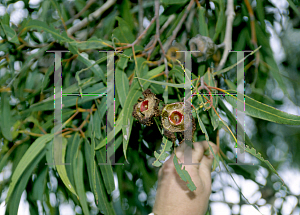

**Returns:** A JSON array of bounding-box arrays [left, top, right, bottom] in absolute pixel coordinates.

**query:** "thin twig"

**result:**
[[65, 0, 96, 26], [216, 0, 235, 71], [67, 0, 116, 36], [163, 0, 195, 52], [116, 16, 156, 50]]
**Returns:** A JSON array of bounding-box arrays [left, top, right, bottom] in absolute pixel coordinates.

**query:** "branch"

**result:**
[[163, 0, 195, 52], [67, 0, 116, 36], [66, 0, 96, 26], [216, 0, 235, 71], [116, 16, 156, 50]]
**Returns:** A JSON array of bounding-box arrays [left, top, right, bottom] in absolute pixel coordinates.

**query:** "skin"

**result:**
[[153, 141, 219, 215]]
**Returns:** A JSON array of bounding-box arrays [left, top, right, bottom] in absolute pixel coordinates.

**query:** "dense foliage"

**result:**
[[0, 0, 300, 214]]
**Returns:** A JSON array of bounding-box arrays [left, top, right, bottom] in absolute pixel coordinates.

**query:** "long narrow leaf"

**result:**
[[173, 155, 197, 192], [5, 134, 54, 203]]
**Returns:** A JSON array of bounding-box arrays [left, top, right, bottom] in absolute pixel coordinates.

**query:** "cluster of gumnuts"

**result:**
[[132, 89, 196, 144]]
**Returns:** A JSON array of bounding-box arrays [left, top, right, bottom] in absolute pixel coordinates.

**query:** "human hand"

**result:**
[[152, 141, 219, 215]]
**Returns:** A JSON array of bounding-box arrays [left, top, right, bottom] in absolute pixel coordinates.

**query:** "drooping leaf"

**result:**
[[65, 133, 81, 190], [213, 0, 225, 41], [225, 90, 300, 125], [74, 150, 90, 215], [115, 60, 130, 108], [173, 155, 197, 192], [286, 0, 300, 19], [7, 148, 47, 215], [152, 137, 173, 167], [198, 6, 209, 37], [68, 43, 106, 82], [95, 146, 115, 194], [69, 37, 113, 50], [112, 17, 135, 44], [0, 21, 20, 44], [24, 20, 72, 42], [55, 137, 78, 197], [6, 134, 54, 203], [32, 167, 48, 201], [0, 92, 13, 141], [218, 99, 254, 148], [244, 145, 285, 188], [95, 159, 116, 214], [120, 0, 134, 31], [84, 137, 98, 203]]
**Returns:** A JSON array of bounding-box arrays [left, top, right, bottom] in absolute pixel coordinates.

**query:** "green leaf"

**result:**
[[41, 65, 54, 94], [0, 21, 20, 44], [213, 46, 262, 76], [69, 37, 113, 50], [152, 137, 173, 167], [112, 17, 135, 43], [68, 44, 106, 82], [244, 145, 285, 187], [95, 159, 116, 214], [135, 57, 149, 78], [24, 20, 72, 42], [225, 90, 300, 125], [255, 0, 265, 30], [115, 62, 130, 108], [74, 150, 90, 215], [213, 0, 225, 41], [0, 92, 13, 141], [45, 139, 55, 169], [286, 0, 300, 19], [65, 133, 81, 189], [55, 137, 78, 197], [93, 109, 101, 140], [209, 100, 219, 130], [161, 0, 189, 5], [7, 148, 47, 215], [84, 138, 98, 203], [95, 109, 123, 150], [95, 146, 115, 194], [6, 134, 54, 203], [198, 7, 209, 36], [173, 155, 197, 192], [120, 0, 134, 31], [32, 167, 48, 201], [218, 99, 254, 148]]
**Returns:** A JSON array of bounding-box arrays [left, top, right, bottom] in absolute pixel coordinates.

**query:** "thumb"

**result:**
[[199, 141, 219, 175]]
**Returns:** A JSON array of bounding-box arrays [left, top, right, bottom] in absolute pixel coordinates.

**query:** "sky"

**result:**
[[0, 0, 299, 214]]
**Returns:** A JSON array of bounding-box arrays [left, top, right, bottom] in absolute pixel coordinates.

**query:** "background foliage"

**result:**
[[0, 0, 300, 214]]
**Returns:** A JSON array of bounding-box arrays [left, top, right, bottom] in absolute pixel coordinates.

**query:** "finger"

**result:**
[[199, 141, 219, 175], [190, 141, 206, 163]]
